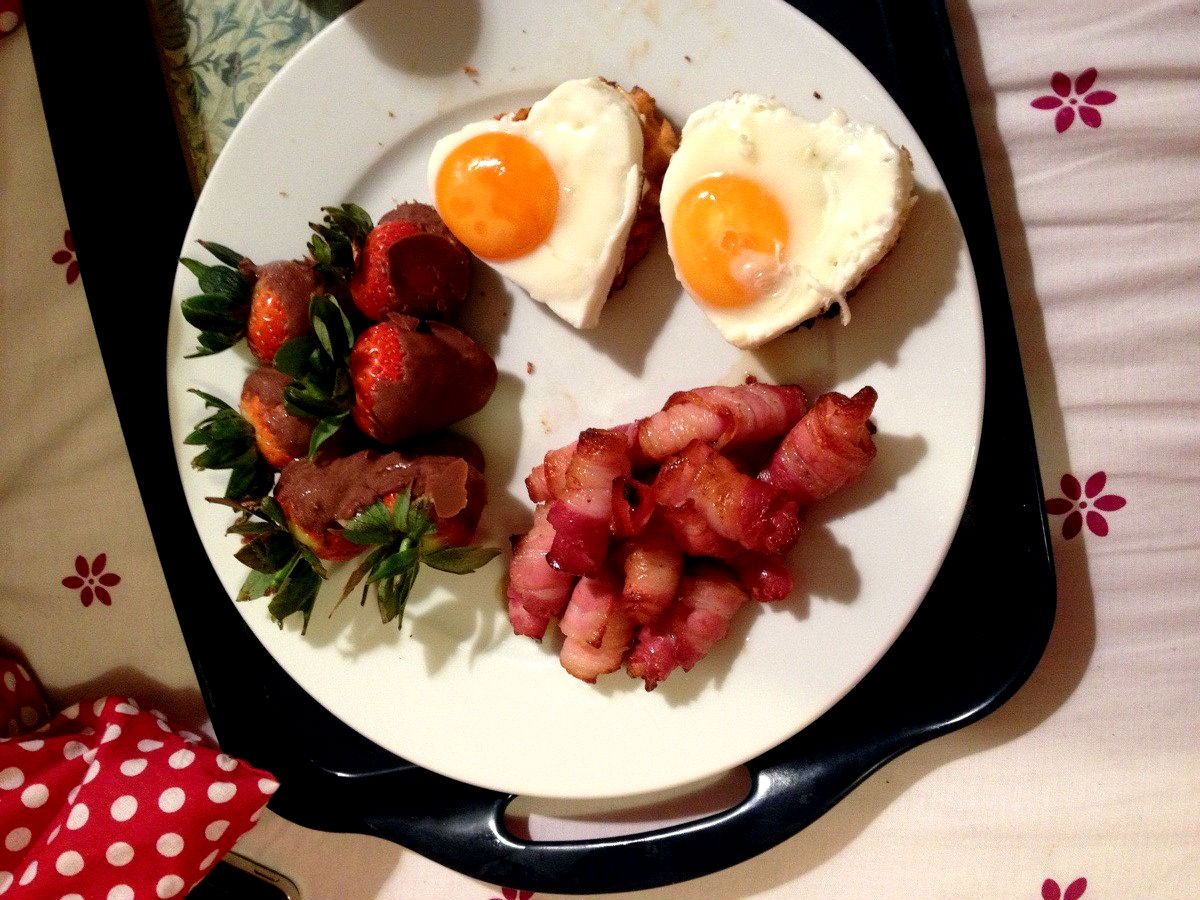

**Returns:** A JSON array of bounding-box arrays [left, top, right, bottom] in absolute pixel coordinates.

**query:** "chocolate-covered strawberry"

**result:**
[[239, 367, 317, 469], [350, 202, 471, 322], [350, 314, 497, 444], [245, 259, 320, 364]]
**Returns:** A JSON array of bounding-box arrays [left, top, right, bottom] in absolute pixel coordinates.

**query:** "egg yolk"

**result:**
[[435, 132, 559, 261], [670, 174, 790, 308]]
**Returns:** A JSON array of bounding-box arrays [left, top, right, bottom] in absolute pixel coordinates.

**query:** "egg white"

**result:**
[[660, 94, 915, 349], [428, 77, 643, 329]]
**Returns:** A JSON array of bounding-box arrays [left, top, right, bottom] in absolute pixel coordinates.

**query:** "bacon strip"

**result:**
[[654, 442, 801, 556], [506, 504, 577, 639], [526, 422, 644, 503], [637, 383, 808, 460], [731, 551, 793, 602], [660, 504, 742, 560], [545, 429, 632, 576], [626, 563, 750, 690], [760, 387, 878, 505], [617, 517, 684, 625], [560, 573, 636, 683]]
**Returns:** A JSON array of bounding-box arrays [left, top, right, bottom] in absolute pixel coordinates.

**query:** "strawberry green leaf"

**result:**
[[367, 544, 419, 583], [308, 203, 374, 288], [272, 334, 321, 377], [186, 388, 275, 499], [309, 293, 355, 363], [196, 239, 247, 269], [259, 496, 288, 529], [268, 557, 322, 633], [342, 501, 397, 545], [376, 564, 419, 627], [190, 333, 240, 357], [238, 569, 275, 603], [308, 412, 347, 458], [180, 294, 248, 334], [423, 545, 501, 575], [390, 484, 412, 530]]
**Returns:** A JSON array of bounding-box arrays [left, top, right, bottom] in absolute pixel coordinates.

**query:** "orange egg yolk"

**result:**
[[670, 173, 790, 308], [435, 132, 559, 261]]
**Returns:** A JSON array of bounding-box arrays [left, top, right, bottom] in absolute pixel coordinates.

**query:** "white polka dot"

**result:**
[[66, 785, 80, 804], [1, 673, 13, 692], [157, 874, 185, 898], [16, 666, 29, 682], [199, 850, 219, 870], [62, 741, 87, 761], [17, 861, 36, 886], [82, 761, 100, 784], [81, 747, 98, 765], [258, 778, 279, 795], [156, 833, 184, 857], [107, 885, 134, 900], [0, 872, 11, 895], [92, 698, 107, 716], [159, 787, 185, 813], [179, 731, 202, 744], [207, 782, 236, 803], [66, 803, 89, 830], [203, 820, 229, 841], [110, 795, 137, 822], [4, 828, 30, 852], [119, 758, 148, 777], [156, 719, 171, 733], [60, 894, 85, 900], [215, 754, 238, 772], [61, 704, 80, 720], [34, 722, 51, 734], [100, 724, 122, 744], [80, 727, 95, 737], [21, 783, 49, 808], [17, 707, 37, 728], [54, 851, 84, 877], [114, 703, 139, 716], [46, 826, 60, 844], [16, 740, 43, 752], [150, 709, 167, 720], [167, 748, 195, 770], [0, 768, 23, 790], [137, 739, 165, 752], [250, 807, 263, 822], [105, 842, 134, 866]]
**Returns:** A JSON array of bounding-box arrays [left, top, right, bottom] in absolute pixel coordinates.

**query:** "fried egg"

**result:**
[[428, 77, 644, 329], [660, 94, 915, 349]]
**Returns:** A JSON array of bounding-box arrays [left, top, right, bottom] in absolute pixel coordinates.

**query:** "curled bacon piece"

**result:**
[[617, 517, 684, 625], [506, 504, 577, 640], [637, 383, 808, 460], [526, 421, 644, 503], [760, 387, 878, 505], [731, 551, 794, 602], [560, 572, 636, 683], [660, 504, 741, 560], [546, 428, 632, 576], [654, 442, 801, 556], [626, 563, 751, 690]]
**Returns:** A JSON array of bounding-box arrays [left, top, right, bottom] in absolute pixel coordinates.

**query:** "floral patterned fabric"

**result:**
[[3, 0, 1199, 896]]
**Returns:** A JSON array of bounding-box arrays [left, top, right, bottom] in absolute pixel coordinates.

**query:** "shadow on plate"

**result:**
[[345, 0, 482, 77]]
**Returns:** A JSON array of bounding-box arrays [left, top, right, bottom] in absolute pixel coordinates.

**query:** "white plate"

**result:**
[[167, 0, 984, 799]]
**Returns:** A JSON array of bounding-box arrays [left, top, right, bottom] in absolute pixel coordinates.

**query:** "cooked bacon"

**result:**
[[626, 563, 750, 690], [617, 517, 684, 625], [653, 442, 801, 555], [526, 421, 645, 503], [506, 504, 577, 639], [560, 573, 636, 682], [637, 383, 808, 460], [610, 477, 656, 538], [760, 387, 878, 505], [545, 428, 632, 576], [731, 551, 793, 602], [660, 504, 742, 560]]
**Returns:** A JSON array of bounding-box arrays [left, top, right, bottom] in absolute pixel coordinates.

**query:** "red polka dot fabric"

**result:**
[[0, 660, 278, 899]]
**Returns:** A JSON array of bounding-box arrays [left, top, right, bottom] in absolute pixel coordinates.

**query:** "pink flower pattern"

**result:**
[[1032, 69, 1116, 132], [1043, 876, 1087, 900], [52, 229, 80, 284], [1045, 471, 1126, 539], [61, 553, 121, 606], [490, 889, 534, 900]]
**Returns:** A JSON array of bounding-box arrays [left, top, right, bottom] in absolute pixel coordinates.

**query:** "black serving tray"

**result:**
[[28, 0, 1055, 893]]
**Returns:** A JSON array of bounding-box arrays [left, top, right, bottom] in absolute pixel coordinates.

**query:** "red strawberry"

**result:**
[[246, 260, 320, 364], [349, 202, 472, 322], [349, 314, 496, 444], [239, 367, 316, 469]]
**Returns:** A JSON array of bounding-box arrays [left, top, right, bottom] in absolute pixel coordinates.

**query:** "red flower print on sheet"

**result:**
[[1031, 68, 1116, 132], [1043, 876, 1087, 900], [61, 553, 121, 606], [491, 888, 534, 900], [52, 229, 80, 284], [1045, 471, 1126, 538], [0, 0, 22, 37]]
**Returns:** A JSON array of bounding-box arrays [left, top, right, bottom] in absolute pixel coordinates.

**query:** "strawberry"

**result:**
[[245, 260, 321, 364], [349, 314, 496, 444], [239, 367, 316, 470], [179, 241, 254, 357], [349, 202, 471, 322], [184, 389, 275, 500]]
